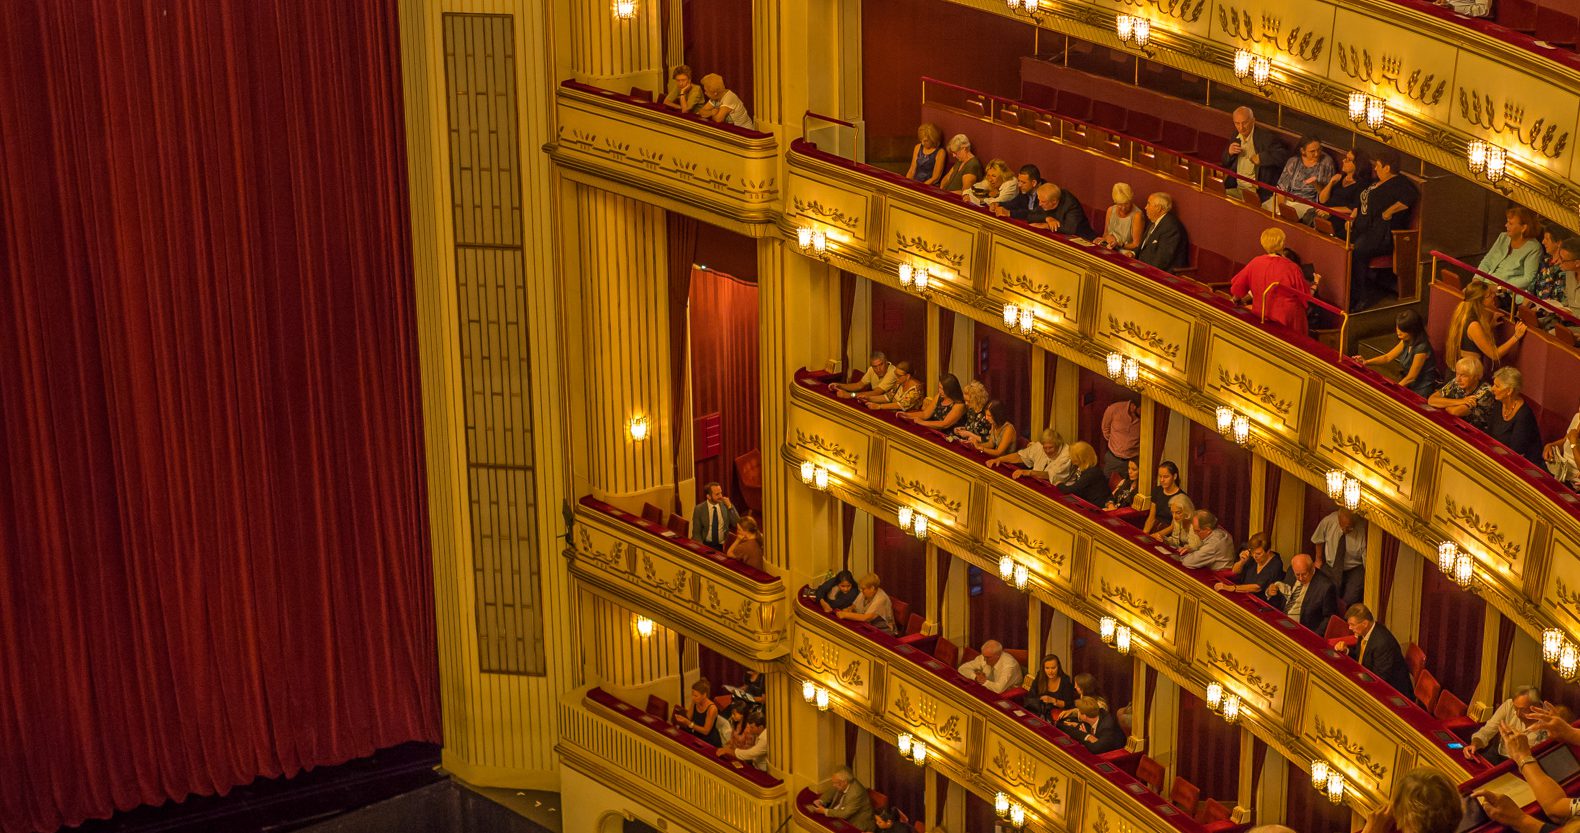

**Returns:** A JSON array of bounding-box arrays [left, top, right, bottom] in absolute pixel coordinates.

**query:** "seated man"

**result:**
[[1222, 106, 1289, 201], [691, 482, 739, 549], [1267, 553, 1339, 633], [715, 707, 769, 770], [1464, 685, 1546, 765], [957, 640, 1023, 694], [1127, 192, 1190, 272], [812, 768, 875, 831], [829, 351, 897, 399], [1024, 183, 1096, 238], [1067, 696, 1126, 754], [698, 73, 756, 130], [1333, 604, 1413, 695], [1177, 510, 1235, 571], [993, 164, 1045, 220], [987, 428, 1071, 484]]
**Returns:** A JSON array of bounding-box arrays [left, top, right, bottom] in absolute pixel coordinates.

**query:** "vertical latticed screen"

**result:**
[[444, 13, 544, 675]]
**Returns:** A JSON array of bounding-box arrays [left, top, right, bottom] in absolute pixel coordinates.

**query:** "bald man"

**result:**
[[1222, 106, 1289, 201], [958, 640, 1023, 693], [1267, 553, 1340, 633]]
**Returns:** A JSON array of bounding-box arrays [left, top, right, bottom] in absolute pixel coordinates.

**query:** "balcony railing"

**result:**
[[570, 498, 787, 661], [783, 140, 1580, 665], [785, 370, 1480, 807], [549, 81, 779, 224], [559, 685, 787, 833]]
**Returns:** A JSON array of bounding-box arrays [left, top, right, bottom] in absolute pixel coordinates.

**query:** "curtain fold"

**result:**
[[666, 216, 701, 511], [0, 2, 438, 831], [687, 266, 758, 505]]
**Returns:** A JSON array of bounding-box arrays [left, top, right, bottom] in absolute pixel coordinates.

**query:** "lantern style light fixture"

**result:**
[[1206, 682, 1224, 711], [995, 792, 1011, 817], [1326, 771, 1347, 805], [1467, 140, 1509, 185], [1347, 93, 1387, 133], [800, 461, 830, 491], [803, 680, 817, 703], [1326, 470, 1362, 511], [1116, 14, 1152, 53], [1013, 562, 1030, 592], [1452, 550, 1475, 588], [1438, 541, 1460, 575], [613, 0, 637, 20], [633, 615, 656, 638], [1215, 407, 1250, 446], [1100, 616, 1117, 644], [816, 687, 830, 711], [898, 263, 933, 295], [1544, 628, 1564, 664], [1561, 643, 1579, 680], [909, 739, 928, 766], [1002, 302, 1037, 338], [797, 227, 829, 259], [1222, 693, 1242, 724], [999, 554, 1016, 583], [897, 505, 929, 540], [1115, 625, 1133, 655], [1310, 760, 1330, 789], [627, 414, 651, 441], [1233, 49, 1271, 91], [1006, 0, 1047, 23], [1008, 803, 1027, 829], [1106, 352, 1141, 389]]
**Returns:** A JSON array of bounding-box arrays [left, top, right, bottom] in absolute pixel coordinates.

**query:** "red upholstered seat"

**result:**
[[932, 638, 959, 668], [1159, 121, 1199, 155], [647, 695, 670, 720], [1137, 756, 1166, 794], [1414, 670, 1443, 714], [1405, 643, 1427, 680], [1324, 615, 1350, 640], [667, 513, 690, 538], [1198, 799, 1232, 824], [1538, 6, 1580, 47], [1170, 776, 1201, 815], [1435, 689, 1475, 726], [642, 502, 666, 525], [1055, 92, 1092, 120], [903, 612, 925, 636], [1090, 99, 1128, 131], [870, 790, 889, 811], [714, 694, 733, 712], [1501, 0, 1539, 31], [1128, 112, 1162, 142]]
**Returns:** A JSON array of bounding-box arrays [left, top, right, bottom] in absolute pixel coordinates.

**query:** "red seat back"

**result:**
[[1090, 100, 1128, 131], [646, 695, 670, 720], [869, 790, 889, 811], [1414, 670, 1443, 713], [1137, 756, 1165, 794], [1006, 648, 1029, 669], [1324, 615, 1350, 640], [641, 502, 666, 525], [933, 638, 959, 668], [1055, 92, 1092, 120], [714, 694, 733, 712], [1405, 643, 1427, 680], [904, 612, 925, 636], [1170, 776, 1201, 814], [891, 599, 912, 632], [1436, 689, 1470, 721], [1538, 6, 1579, 45], [1198, 799, 1232, 824], [667, 514, 690, 538], [1501, 0, 1539, 30]]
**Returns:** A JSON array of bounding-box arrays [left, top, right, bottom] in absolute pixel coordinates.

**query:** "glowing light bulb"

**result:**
[[613, 0, 636, 19], [1232, 414, 1250, 446], [1348, 92, 1367, 122], [1311, 760, 1329, 789], [1009, 803, 1026, 827], [1365, 97, 1385, 131], [1438, 542, 1459, 574], [912, 740, 928, 765], [1206, 682, 1223, 711], [1544, 628, 1564, 664], [1116, 14, 1134, 41], [801, 460, 816, 484], [995, 792, 1010, 817], [897, 505, 914, 531], [813, 466, 830, 490], [1223, 693, 1241, 723], [815, 687, 830, 711], [1018, 307, 1035, 335], [812, 230, 827, 254], [1234, 49, 1253, 78], [634, 616, 655, 638], [1100, 616, 1117, 644], [999, 554, 1015, 582], [1132, 17, 1151, 47], [899, 263, 913, 287], [1251, 56, 1271, 87], [1453, 551, 1474, 587], [1342, 478, 1361, 511], [1559, 642, 1578, 680], [1326, 470, 1344, 499], [1486, 146, 1508, 182], [1326, 772, 1345, 805], [1013, 562, 1030, 591], [1467, 140, 1488, 175], [797, 228, 813, 249], [1003, 303, 1019, 328], [1216, 406, 1233, 433], [1122, 357, 1140, 388], [803, 680, 816, 703], [912, 514, 928, 540], [898, 732, 913, 756], [914, 267, 930, 292], [1107, 352, 1124, 379], [1116, 625, 1132, 655]]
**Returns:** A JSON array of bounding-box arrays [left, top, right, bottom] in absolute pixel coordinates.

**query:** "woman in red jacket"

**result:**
[[1230, 227, 1312, 335]]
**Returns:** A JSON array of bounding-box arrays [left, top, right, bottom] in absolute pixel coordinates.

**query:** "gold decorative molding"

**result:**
[[1098, 578, 1172, 630], [1205, 643, 1280, 701], [796, 635, 865, 687], [1329, 426, 1408, 484], [1215, 6, 1326, 62], [995, 521, 1065, 569], [556, 126, 779, 202], [703, 582, 752, 628], [895, 475, 964, 514], [895, 231, 965, 270], [1217, 367, 1293, 417], [1150, 0, 1207, 24], [1456, 89, 1570, 160], [1000, 269, 1073, 314], [1313, 716, 1389, 779], [892, 683, 965, 742], [990, 742, 1062, 807], [578, 527, 630, 570], [1443, 495, 1523, 562], [1333, 43, 1447, 107], [794, 429, 860, 470], [793, 196, 861, 232], [641, 554, 690, 595], [1106, 314, 1180, 360], [1093, 807, 1112, 833], [1554, 578, 1580, 618]]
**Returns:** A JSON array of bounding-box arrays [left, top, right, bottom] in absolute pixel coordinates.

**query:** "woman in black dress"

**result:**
[[675, 679, 723, 746], [1488, 366, 1545, 466], [1023, 654, 1078, 720]]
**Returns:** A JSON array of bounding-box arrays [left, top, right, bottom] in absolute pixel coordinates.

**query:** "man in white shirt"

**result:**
[[1311, 507, 1367, 608], [957, 640, 1023, 694], [988, 428, 1071, 483], [1178, 510, 1236, 571], [1466, 685, 1547, 764], [716, 709, 769, 770], [830, 351, 897, 400], [699, 73, 756, 131]]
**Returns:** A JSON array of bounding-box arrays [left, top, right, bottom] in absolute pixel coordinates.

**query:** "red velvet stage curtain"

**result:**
[[681, 0, 754, 111], [1419, 566, 1486, 699], [688, 267, 760, 503], [1188, 422, 1253, 542], [974, 328, 1032, 440], [0, 2, 439, 833]]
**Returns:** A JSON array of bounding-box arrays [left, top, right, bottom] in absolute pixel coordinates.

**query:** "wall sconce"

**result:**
[[1115, 625, 1132, 655], [897, 505, 929, 540], [997, 555, 1030, 590], [613, 0, 637, 20], [1116, 14, 1153, 54], [1008, 803, 1027, 829], [1326, 771, 1347, 805], [1221, 692, 1241, 724], [897, 733, 928, 766], [1561, 643, 1579, 681], [1467, 140, 1510, 188], [1544, 628, 1564, 663], [1435, 542, 1474, 588], [1100, 618, 1133, 654], [1206, 682, 1223, 711], [1309, 760, 1345, 804], [800, 461, 830, 491], [633, 615, 656, 638], [1233, 50, 1271, 91], [1006, 0, 1046, 23], [1013, 562, 1030, 591], [802, 681, 831, 710], [1325, 470, 1361, 511], [1106, 352, 1140, 389], [898, 263, 933, 295], [797, 227, 829, 259], [1347, 92, 1386, 133], [1310, 760, 1329, 789], [1215, 407, 1250, 446], [1205, 682, 1240, 723], [1542, 628, 1579, 680], [627, 414, 650, 441], [995, 792, 1011, 817], [1002, 302, 1036, 338]]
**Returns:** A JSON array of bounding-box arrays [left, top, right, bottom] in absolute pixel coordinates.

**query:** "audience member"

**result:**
[[1479, 207, 1543, 293], [661, 65, 703, 113], [1362, 768, 1463, 833], [1229, 227, 1312, 335], [1544, 403, 1580, 489], [1356, 309, 1440, 397], [897, 373, 966, 432], [1489, 366, 1545, 466], [968, 159, 1020, 207], [995, 164, 1044, 220], [1311, 506, 1367, 608], [1465, 684, 1546, 764], [1141, 461, 1187, 535], [873, 808, 901, 830], [1479, 716, 1580, 826], [831, 351, 897, 398], [675, 679, 723, 746], [1318, 147, 1372, 240], [1270, 135, 1336, 219], [813, 768, 875, 831], [1178, 510, 1235, 571], [1025, 183, 1096, 238], [905, 123, 946, 187], [715, 707, 768, 769], [1268, 553, 1340, 633], [1056, 673, 1107, 724], [1153, 494, 1200, 549], [716, 700, 742, 746], [864, 360, 924, 412], [1099, 182, 1145, 250], [1534, 225, 1571, 307], [1105, 459, 1142, 511], [727, 669, 766, 703], [836, 573, 896, 634], [1556, 237, 1580, 322], [1100, 397, 1141, 476], [698, 74, 755, 130], [1128, 192, 1190, 272], [1059, 442, 1113, 505], [1214, 532, 1286, 599], [958, 400, 1016, 457], [1068, 696, 1126, 754], [815, 570, 859, 612], [1023, 653, 1077, 719], [692, 482, 739, 550], [726, 517, 765, 571], [1222, 107, 1289, 200], [957, 640, 1023, 693], [956, 379, 991, 441], [1349, 149, 1420, 309], [1428, 354, 1496, 430], [989, 428, 1071, 483], [939, 134, 982, 193], [1335, 604, 1412, 695], [1446, 280, 1527, 371]]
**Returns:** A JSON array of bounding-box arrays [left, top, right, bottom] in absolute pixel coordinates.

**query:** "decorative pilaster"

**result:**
[[566, 0, 663, 92], [583, 592, 681, 691]]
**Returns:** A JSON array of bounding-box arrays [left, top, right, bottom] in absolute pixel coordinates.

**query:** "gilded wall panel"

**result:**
[[1326, 8, 1458, 124], [1079, 791, 1161, 833], [1543, 534, 1580, 640], [792, 630, 874, 708], [787, 403, 873, 487], [1300, 681, 1405, 797], [884, 203, 977, 281], [885, 446, 975, 528], [1207, 0, 1337, 76], [985, 491, 1081, 587], [986, 239, 1085, 332], [1317, 392, 1422, 500], [1088, 543, 1183, 648], [1431, 457, 1535, 579], [981, 726, 1070, 825], [883, 675, 973, 762], [785, 172, 873, 248], [1094, 283, 1193, 377], [1450, 52, 1578, 180], [1205, 332, 1309, 436], [1195, 609, 1294, 718], [1076, 0, 1214, 38]]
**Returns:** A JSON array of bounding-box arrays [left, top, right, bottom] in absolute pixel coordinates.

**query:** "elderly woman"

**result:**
[[865, 360, 924, 413], [968, 159, 1020, 207], [1100, 182, 1144, 250], [904, 123, 946, 187], [661, 64, 704, 113], [1478, 207, 1543, 293], [1058, 442, 1112, 505], [1545, 405, 1580, 489], [1272, 135, 1337, 220], [1354, 309, 1440, 397], [835, 572, 896, 634], [1488, 366, 1544, 465], [939, 134, 983, 193], [960, 400, 1016, 457], [1446, 280, 1528, 370], [1428, 354, 1496, 429], [953, 379, 991, 441], [898, 373, 966, 432], [1230, 227, 1312, 335], [1152, 493, 1200, 549]]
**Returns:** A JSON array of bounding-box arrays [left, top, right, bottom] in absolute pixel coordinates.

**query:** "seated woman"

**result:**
[[1544, 404, 1580, 490], [953, 379, 991, 442], [1488, 366, 1545, 466], [835, 572, 896, 634], [939, 134, 982, 193], [897, 373, 966, 432], [967, 159, 1020, 207], [1105, 459, 1141, 511], [959, 400, 1016, 457], [1533, 226, 1571, 308], [1141, 461, 1186, 535], [1058, 442, 1113, 505], [674, 679, 723, 746], [660, 65, 704, 113], [814, 569, 859, 612], [1098, 182, 1144, 251], [1428, 354, 1496, 430], [1354, 309, 1441, 397], [1445, 280, 1528, 371], [1055, 672, 1107, 725], [1271, 135, 1336, 221], [864, 360, 924, 412], [1317, 147, 1371, 240], [1152, 494, 1200, 549], [725, 517, 765, 571], [1022, 653, 1077, 719], [904, 123, 946, 187], [1214, 532, 1286, 600], [1477, 207, 1543, 294], [1347, 149, 1419, 310], [1229, 227, 1311, 335], [1472, 712, 1580, 831]]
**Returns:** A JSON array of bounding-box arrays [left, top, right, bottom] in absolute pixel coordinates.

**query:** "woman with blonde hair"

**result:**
[[1152, 493, 1199, 549], [1058, 441, 1113, 505], [969, 159, 1020, 207], [960, 400, 1016, 457], [1229, 227, 1311, 334], [835, 572, 896, 634], [953, 379, 991, 442], [1100, 182, 1144, 250], [1446, 280, 1528, 370], [905, 123, 946, 187]]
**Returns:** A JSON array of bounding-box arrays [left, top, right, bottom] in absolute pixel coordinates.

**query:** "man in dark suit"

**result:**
[[1127, 192, 1190, 272], [690, 482, 739, 550], [1335, 603, 1413, 696], [1024, 183, 1096, 239], [1068, 697, 1126, 754], [813, 768, 875, 832], [1266, 553, 1339, 634], [993, 164, 1044, 221], [1221, 106, 1289, 201]]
